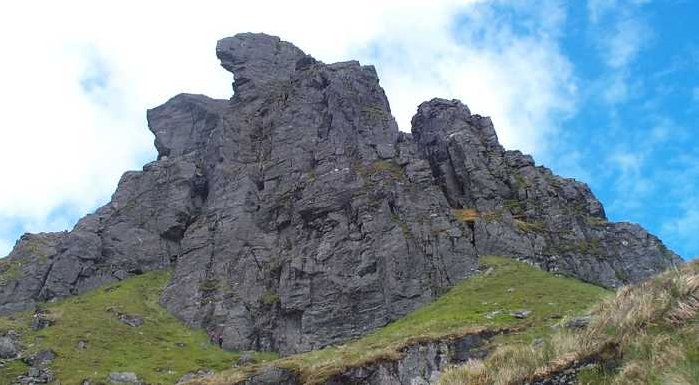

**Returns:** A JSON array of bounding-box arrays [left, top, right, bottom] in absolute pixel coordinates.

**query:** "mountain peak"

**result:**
[[0, 33, 680, 357], [216, 33, 309, 98]]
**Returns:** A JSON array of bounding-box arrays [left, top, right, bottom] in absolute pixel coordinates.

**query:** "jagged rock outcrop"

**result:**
[[243, 331, 493, 385], [0, 33, 680, 355], [411, 99, 679, 287]]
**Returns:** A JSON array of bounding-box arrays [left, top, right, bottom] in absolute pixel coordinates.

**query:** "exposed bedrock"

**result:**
[[0, 33, 680, 355]]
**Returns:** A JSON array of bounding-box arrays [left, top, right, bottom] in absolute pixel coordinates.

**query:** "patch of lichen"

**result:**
[[0, 259, 22, 286], [545, 238, 604, 257], [514, 219, 547, 233], [355, 160, 404, 181], [260, 289, 280, 306], [360, 105, 390, 125], [452, 208, 480, 223], [584, 215, 608, 227]]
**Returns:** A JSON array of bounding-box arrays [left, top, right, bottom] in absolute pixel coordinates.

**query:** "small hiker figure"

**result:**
[[217, 333, 224, 349]]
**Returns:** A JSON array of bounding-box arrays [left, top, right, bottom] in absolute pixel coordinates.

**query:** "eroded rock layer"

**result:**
[[0, 33, 680, 355]]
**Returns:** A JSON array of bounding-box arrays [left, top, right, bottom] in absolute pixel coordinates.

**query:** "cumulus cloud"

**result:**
[[357, 0, 576, 153], [0, 0, 577, 257], [605, 150, 654, 212], [603, 113, 680, 215], [604, 17, 651, 70], [587, 1, 652, 108], [587, 0, 651, 24], [662, 199, 699, 260]]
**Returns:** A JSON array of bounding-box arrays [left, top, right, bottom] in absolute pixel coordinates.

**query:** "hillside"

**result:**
[[3, 257, 694, 384], [0, 270, 277, 384], [0, 256, 609, 384], [188, 256, 610, 385], [440, 258, 699, 385]]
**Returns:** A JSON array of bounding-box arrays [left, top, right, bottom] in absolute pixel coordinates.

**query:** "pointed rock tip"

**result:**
[[411, 97, 501, 152], [216, 33, 310, 91], [415, 98, 471, 116], [146, 93, 227, 159]]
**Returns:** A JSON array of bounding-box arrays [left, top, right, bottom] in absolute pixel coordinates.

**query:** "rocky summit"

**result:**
[[0, 33, 680, 356]]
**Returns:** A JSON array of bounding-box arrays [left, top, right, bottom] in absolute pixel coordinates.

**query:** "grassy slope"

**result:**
[[195, 256, 610, 385], [439, 259, 699, 385], [0, 270, 276, 385]]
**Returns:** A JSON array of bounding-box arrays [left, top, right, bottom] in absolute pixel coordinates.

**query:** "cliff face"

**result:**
[[0, 33, 680, 355], [411, 99, 678, 286]]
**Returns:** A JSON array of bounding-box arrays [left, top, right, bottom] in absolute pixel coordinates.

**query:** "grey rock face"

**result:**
[[0, 33, 681, 355], [158, 33, 476, 355], [243, 367, 300, 385], [325, 333, 491, 385], [412, 98, 681, 287], [250, 332, 492, 385]]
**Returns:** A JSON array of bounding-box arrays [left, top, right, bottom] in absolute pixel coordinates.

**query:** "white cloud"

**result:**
[[605, 17, 650, 69], [662, 200, 699, 260], [0, 238, 13, 259], [587, 1, 652, 108], [606, 150, 655, 212], [358, 0, 576, 153], [0, 0, 576, 257], [587, 0, 651, 23], [588, 0, 619, 23], [603, 73, 631, 104]]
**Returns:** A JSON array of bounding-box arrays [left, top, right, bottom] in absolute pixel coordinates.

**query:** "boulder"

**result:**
[[108, 372, 142, 385], [176, 369, 214, 385], [565, 315, 595, 330], [512, 310, 532, 319], [0, 336, 20, 359], [16, 367, 54, 384], [118, 314, 145, 328], [23, 349, 56, 367]]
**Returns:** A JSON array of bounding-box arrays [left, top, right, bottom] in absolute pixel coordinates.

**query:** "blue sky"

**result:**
[[0, 0, 697, 259], [537, 0, 699, 259]]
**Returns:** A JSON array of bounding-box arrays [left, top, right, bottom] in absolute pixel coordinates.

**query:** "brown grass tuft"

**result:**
[[438, 260, 699, 385]]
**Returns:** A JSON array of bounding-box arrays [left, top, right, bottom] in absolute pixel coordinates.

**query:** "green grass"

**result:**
[[196, 256, 610, 385], [439, 259, 699, 385], [0, 270, 277, 385], [0, 360, 28, 384], [361, 256, 608, 343], [577, 365, 615, 385]]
